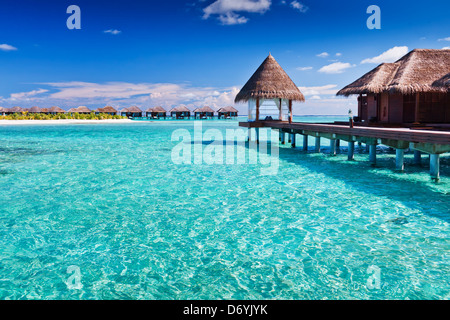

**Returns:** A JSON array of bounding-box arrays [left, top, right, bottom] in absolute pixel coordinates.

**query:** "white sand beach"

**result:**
[[0, 119, 133, 125]]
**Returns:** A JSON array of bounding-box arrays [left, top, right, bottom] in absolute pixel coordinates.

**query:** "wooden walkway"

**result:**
[[239, 121, 450, 180]]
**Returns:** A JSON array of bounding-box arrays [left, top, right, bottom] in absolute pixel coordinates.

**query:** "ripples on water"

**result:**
[[0, 118, 449, 300]]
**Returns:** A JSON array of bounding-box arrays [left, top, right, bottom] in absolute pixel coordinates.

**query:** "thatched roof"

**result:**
[[9, 107, 23, 112], [0, 107, 7, 112], [126, 106, 142, 113], [96, 106, 117, 113], [235, 54, 305, 103], [50, 106, 65, 113], [337, 49, 450, 96], [29, 106, 42, 113], [41, 108, 50, 113], [68, 106, 91, 113], [432, 73, 450, 89], [217, 106, 238, 113], [193, 106, 215, 113], [170, 106, 190, 112], [151, 106, 167, 113]]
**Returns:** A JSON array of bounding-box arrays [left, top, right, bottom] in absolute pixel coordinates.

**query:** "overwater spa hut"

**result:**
[[121, 106, 142, 118], [235, 54, 305, 123], [217, 106, 238, 119], [95, 106, 118, 115], [193, 106, 215, 119], [337, 49, 450, 125], [170, 106, 191, 119], [147, 106, 167, 119]]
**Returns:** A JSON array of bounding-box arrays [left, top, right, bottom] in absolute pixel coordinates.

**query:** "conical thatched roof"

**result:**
[[96, 106, 117, 113], [127, 106, 142, 113], [10, 107, 23, 112], [149, 106, 166, 113], [170, 106, 190, 112], [29, 106, 42, 113], [337, 49, 450, 96], [217, 106, 238, 113], [0, 107, 7, 113], [50, 106, 65, 113], [235, 54, 305, 103], [193, 106, 215, 113]]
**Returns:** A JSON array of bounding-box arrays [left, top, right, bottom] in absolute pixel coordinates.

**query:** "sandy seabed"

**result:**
[[0, 119, 133, 125]]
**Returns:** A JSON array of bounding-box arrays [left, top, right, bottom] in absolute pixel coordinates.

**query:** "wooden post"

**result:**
[[255, 127, 260, 145], [288, 100, 293, 124], [336, 139, 340, 153], [330, 139, 336, 156], [395, 149, 405, 171], [256, 98, 260, 121], [414, 150, 421, 165], [430, 154, 440, 181], [369, 145, 377, 166], [348, 141, 354, 160], [303, 135, 308, 151], [315, 137, 321, 153], [291, 133, 296, 148], [281, 131, 285, 145], [279, 130, 283, 142], [248, 128, 252, 142], [415, 93, 420, 123], [279, 98, 282, 120]]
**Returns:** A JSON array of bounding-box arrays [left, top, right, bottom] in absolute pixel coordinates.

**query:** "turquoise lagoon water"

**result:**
[[0, 117, 449, 300]]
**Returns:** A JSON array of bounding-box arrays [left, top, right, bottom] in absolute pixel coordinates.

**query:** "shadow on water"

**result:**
[[257, 142, 450, 223]]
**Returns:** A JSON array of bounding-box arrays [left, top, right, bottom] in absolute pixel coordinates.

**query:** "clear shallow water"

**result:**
[[0, 118, 449, 300]]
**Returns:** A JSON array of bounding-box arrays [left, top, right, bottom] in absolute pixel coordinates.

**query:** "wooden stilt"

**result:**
[[430, 154, 440, 181], [291, 133, 296, 148], [396, 149, 405, 171], [414, 150, 421, 165], [303, 135, 308, 151], [315, 137, 321, 153], [348, 141, 354, 160], [330, 139, 336, 156], [369, 145, 377, 166]]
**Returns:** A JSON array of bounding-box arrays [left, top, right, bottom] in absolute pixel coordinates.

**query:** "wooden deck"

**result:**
[[239, 121, 450, 150]]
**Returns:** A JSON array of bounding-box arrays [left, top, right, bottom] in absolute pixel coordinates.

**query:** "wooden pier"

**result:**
[[240, 121, 450, 181]]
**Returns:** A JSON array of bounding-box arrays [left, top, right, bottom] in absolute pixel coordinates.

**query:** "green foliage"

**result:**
[[0, 112, 127, 121]]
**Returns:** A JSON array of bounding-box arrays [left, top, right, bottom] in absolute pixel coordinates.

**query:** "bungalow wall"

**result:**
[[388, 93, 403, 123], [367, 94, 378, 122]]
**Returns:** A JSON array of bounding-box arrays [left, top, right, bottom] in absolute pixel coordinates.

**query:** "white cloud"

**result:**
[[0, 44, 17, 51], [2, 82, 240, 110], [443, 47, 450, 49], [290, 1, 308, 13], [203, 0, 271, 25], [316, 52, 329, 58], [298, 84, 339, 96], [104, 29, 121, 35], [361, 46, 408, 64], [318, 62, 355, 74], [438, 37, 450, 41], [296, 66, 313, 71], [335, 53, 342, 57], [9, 89, 48, 100]]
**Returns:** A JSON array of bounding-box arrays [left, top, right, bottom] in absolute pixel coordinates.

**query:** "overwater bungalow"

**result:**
[[337, 49, 450, 125], [193, 106, 215, 119], [6, 107, 24, 114], [0, 107, 7, 115], [95, 106, 118, 115], [169, 106, 191, 119], [49, 106, 65, 115], [67, 106, 92, 114], [121, 106, 142, 118], [147, 106, 167, 119], [217, 106, 238, 119], [235, 53, 305, 123]]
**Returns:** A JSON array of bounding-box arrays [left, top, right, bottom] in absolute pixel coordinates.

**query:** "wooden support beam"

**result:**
[[288, 100, 293, 124], [291, 133, 296, 148], [303, 135, 308, 151], [395, 149, 405, 171], [430, 154, 440, 181], [369, 145, 377, 166], [281, 131, 285, 144], [256, 98, 260, 121], [348, 141, 354, 160], [414, 150, 421, 165], [330, 139, 336, 156], [315, 137, 321, 153], [255, 127, 260, 145]]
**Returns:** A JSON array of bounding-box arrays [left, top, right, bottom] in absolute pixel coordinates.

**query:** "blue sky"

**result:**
[[0, 0, 449, 114]]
